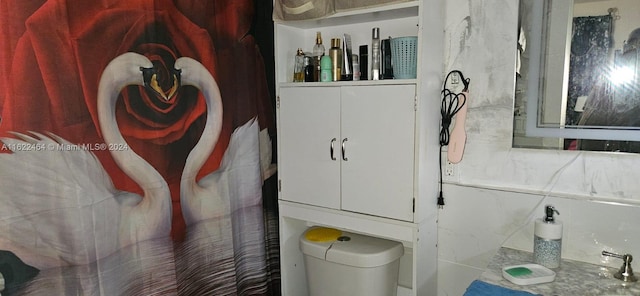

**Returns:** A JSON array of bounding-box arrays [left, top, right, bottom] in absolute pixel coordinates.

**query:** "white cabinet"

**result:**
[[278, 87, 342, 209], [274, 1, 444, 295], [279, 85, 416, 221]]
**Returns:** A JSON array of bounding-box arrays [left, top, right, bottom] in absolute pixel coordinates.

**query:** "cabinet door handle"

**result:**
[[341, 138, 348, 161], [330, 138, 337, 160]]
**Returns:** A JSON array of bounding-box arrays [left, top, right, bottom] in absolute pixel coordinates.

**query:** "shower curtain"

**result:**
[[0, 0, 278, 295]]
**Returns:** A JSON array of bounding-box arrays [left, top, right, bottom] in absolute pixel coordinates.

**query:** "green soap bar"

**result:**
[[505, 267, 533, 277]]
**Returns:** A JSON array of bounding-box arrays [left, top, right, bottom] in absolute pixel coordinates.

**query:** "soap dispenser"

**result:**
[[533, 205, 562, 268]]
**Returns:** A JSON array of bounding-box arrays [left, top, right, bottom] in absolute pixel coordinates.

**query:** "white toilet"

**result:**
[[299, 226, 404, 296]]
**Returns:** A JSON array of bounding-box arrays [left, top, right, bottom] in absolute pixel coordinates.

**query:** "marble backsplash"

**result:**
[[438, 185, 640, 295], [443, 0, 640, 201]]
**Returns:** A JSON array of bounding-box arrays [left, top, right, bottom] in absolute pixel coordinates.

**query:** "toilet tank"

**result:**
[[299, 227, 404, 296]]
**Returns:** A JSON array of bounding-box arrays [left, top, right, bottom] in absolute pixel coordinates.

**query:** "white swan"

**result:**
[[172, 57, 266, 295], [0, 53, 172, 269], [175, 57, 262, 227]]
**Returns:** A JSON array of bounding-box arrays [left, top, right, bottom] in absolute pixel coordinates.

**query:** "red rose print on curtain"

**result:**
[[0, 0, 274, 237]]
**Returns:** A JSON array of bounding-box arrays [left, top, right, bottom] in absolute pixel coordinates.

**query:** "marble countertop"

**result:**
[[478, 247, 640, 296]]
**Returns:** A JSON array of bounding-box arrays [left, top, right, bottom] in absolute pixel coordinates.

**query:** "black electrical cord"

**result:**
[[438, 70, 470, 208]]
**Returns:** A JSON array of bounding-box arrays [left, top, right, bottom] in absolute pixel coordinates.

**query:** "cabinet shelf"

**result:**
[[279, 201, 416, 243], [274, 1, 419, 85], [274, 1, 419, 29], [279, 79, 417, 88]]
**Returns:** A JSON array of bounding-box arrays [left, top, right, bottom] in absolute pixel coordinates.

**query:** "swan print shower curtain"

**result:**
[[0, 0, 278, 295]]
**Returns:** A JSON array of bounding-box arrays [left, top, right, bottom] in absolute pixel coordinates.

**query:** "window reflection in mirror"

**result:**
[[513, 0, 640, 153]]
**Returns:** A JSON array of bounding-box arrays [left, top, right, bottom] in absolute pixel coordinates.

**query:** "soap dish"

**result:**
[[502, 263, 556, 285]]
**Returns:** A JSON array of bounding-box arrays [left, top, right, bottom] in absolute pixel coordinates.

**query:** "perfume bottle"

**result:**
[[313, 32, 325, 82], [293, 48, 305, 82]]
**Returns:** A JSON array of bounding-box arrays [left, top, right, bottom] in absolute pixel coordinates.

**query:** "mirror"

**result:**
[[513, 0, 640, 152]]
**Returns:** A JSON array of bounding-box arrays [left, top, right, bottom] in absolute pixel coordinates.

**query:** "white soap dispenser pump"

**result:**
[[533, 205, 562, 269]]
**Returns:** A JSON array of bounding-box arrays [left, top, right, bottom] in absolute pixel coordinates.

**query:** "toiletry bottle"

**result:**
[[293, 48, 305, 82], [381, 37, 394, 79], [359, 45, 368, 80], [533, 205, 562, 268], [352, 54, 360, 81], [320, 55, 332, 82], [371, 27, 381, 80], [329, 38, 342, 82], [341, 34, 353, 81], [304, 55, 314, 82], [313, 32, 325, 82]]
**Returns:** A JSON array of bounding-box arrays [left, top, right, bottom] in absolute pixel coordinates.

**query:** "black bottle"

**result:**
[[304, 56, 314, 82], [359, 45, 368, 80], [381, 38, 394, 79]]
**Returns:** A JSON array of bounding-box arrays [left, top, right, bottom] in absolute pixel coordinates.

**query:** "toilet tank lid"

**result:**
[[300, 228, 404, 268], [299, 227, 341, 260]]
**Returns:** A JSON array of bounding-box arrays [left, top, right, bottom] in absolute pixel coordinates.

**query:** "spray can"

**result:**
[[329, 38, 342, 82], [371, 28, 381, 80]]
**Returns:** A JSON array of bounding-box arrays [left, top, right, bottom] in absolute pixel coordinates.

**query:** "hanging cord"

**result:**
[[499, 152, 583, 247], [438, 70, 470, 208]]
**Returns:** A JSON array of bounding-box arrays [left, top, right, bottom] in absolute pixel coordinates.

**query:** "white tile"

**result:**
[[438, 185, 540, 268], [437, 260, 485, 296]]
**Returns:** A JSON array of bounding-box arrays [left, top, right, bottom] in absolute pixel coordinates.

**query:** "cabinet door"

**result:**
[[278, 87, 341, 209], [340, 85, 416, 221]]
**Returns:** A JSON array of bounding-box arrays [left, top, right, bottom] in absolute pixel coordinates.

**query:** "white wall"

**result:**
[[438, 1, 640, 295]]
